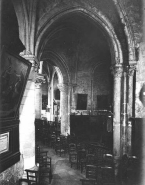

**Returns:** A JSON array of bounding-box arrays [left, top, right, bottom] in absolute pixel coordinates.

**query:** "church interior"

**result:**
[[0, 0, 145, 184]]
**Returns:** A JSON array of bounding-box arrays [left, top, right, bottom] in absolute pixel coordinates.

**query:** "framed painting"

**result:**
[[77, 94, 88, 110], [0, 49, 32, 120]]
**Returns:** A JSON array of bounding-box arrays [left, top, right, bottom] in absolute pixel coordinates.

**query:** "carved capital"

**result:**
[[35, 83, 41, 88], [128, 65, 136, 76], [110, 64, 123, 78], [35, 74, 46, 85], [57, 83, 68, 93]]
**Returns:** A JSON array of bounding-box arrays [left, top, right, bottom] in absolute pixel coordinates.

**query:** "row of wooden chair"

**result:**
[[19, 146, 52, 184], [67, 142, 115, 185], [120, 154, 138, 185]]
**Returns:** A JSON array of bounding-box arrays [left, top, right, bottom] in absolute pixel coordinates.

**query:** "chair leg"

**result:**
[[49, 173, 52, 184]]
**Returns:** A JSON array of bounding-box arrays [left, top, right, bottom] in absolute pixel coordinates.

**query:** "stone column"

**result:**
[[120, 66, 128, 156], [111, 64, 123, 177], [35, 82, 42, 119], [58, 83, 69, 135], [35, 74, 45, 119], [127, 65, 136, 155], [128, 65, 136, 118], [68, 84, 71, 135], [46, 85, 51, 121], [19, 54, 37, 170], [50, 83, 54, 121]]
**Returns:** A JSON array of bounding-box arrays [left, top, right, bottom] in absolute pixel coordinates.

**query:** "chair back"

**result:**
[[101, 166, 115, 185], [69, 143, 76, 153], [69, 143, 76, 148], [103, 153, 114, 167], [40, 156, 51, 168], [25, 169, 39, 184], [86, 165, 97, 180], [128, 156, 137, 168], [78, 150, 86, 162], [95, 145, 109, 166]]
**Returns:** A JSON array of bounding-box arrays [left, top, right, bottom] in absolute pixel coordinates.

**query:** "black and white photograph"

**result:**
[[0, 0, 144, 184]]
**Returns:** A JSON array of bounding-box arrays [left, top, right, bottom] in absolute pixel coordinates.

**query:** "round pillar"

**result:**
[[127, 65, 136, 155], [58, 83, 69, 135], [128, 65, 136, 117], [35, 73, 46, 119], [35, 82, 42, 119], [19, 55, 37, 170], [120, 66, 128, 156], [111, 64, 123, 177], [46, 85, 51, 121]]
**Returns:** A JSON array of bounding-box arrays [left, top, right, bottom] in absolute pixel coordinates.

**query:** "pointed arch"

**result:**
[[35, 7, 123, 65]]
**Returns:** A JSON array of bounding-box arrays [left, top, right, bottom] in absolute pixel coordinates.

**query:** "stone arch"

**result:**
[[53, 66, 63, 84], [41, 51, 70, 84], [35, 7, 123, 65], [41, 51, 71, 134]]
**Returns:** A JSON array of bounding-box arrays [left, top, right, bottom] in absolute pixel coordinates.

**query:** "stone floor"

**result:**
[[38, 142, 140, 185], [39, 143, 86, 185]]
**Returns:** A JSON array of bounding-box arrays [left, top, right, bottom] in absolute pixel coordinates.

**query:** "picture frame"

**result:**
[[77, 94, 88, 110], [0, 132, 9, 154], [0, 49, 32, 120]]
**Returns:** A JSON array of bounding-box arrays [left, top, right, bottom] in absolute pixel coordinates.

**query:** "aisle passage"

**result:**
[[41, 144, 85, 185]]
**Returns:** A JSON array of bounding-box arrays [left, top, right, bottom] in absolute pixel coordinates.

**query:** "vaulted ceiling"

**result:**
[[41, 12, 111, 74]]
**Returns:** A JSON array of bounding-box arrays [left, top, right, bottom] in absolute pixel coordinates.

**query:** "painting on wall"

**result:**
[[77, 94, 88, 110], [0, 49, 32, 120]]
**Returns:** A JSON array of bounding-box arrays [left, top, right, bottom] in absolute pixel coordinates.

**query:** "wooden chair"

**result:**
[[100, 166, 115, 185], [19, 178, 30, 185], [25, 169, 39, 185], [77, 149, 87, 171], [60, 136, 68, 153], [103, 154, 114, 167], [69, 143, 77, 162], [127, 156, 138, 185], [55, 142, 66, 156], [95, 145, 109, 167], [81, 154, 96, 173], [87, 144, 95, 154], [39, 156, 52, 184], [50, 134, 56, 148], [80, 165, 98, 185], [70, 153, 78, 169], [77, 143, 86, 151], [36, 149, 48, 164]]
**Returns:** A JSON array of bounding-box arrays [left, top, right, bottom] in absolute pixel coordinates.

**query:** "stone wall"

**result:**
[[71, 67, 112, 112], [135, 42, 145, 117], [0, 155, 24, 185]]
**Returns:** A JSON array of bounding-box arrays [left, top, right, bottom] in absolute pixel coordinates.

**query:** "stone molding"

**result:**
[[57, 83, 68, 93], [20, 54, 39, 72], [111, 64, 123, 78]]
